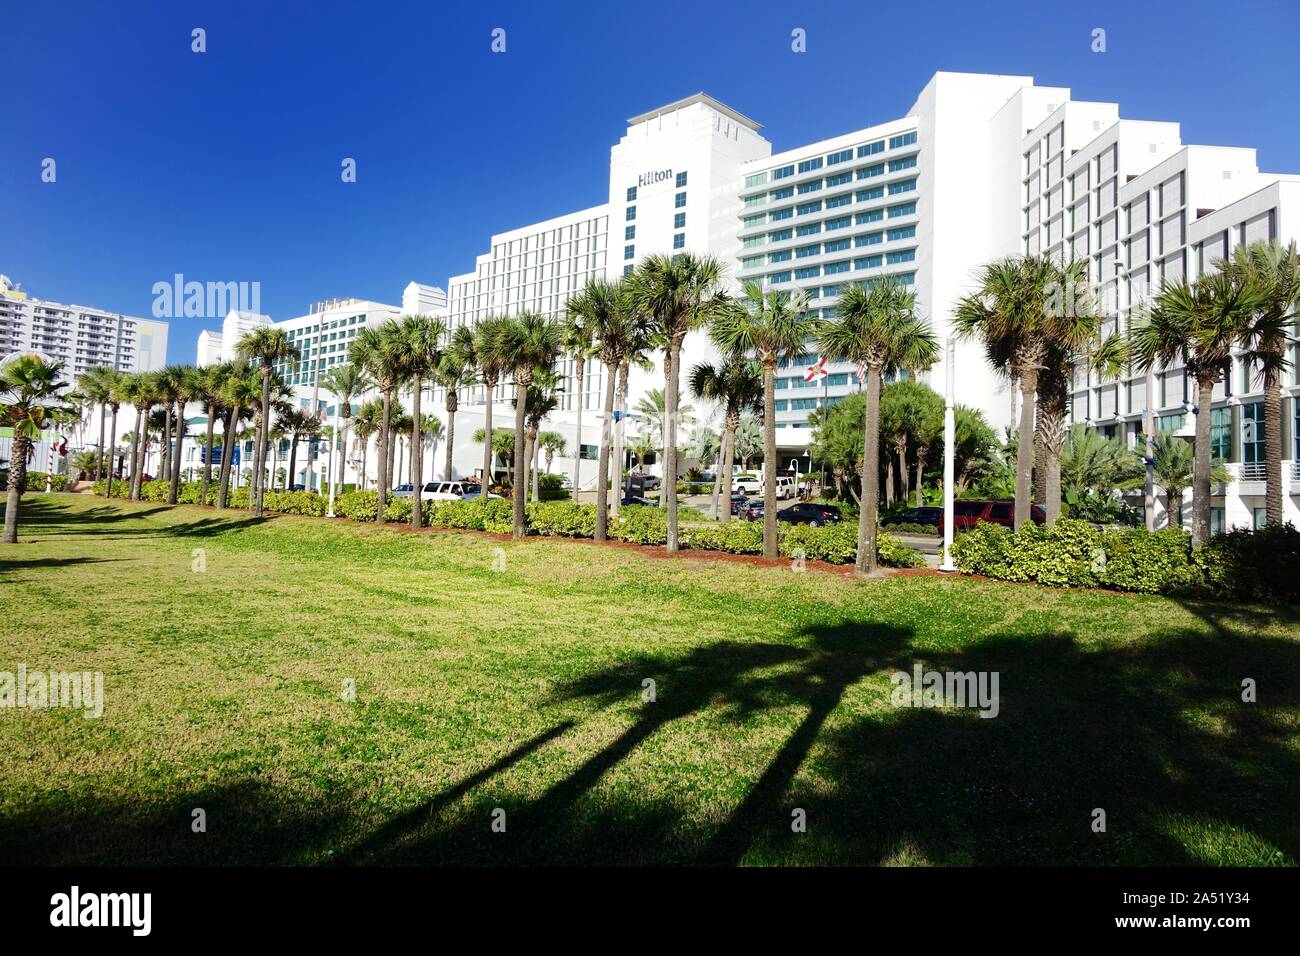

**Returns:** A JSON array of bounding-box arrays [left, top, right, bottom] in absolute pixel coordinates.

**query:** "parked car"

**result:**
[[391, 483, 414, 498], [774, 476, 795, 499], [776, 502, 843, 526], [289, 483, 307, 492], [882, 506, 943, 529], [951, 498, 1046, 530], [741, 500, 764, 521], [728, 493, 750, 515], [422, 481, 468, 500], [733, 473, 762, 495], [459, 486, 503, 501], [621, 495, 654, 507]]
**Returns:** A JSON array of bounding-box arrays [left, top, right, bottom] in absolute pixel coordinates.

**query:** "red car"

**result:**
[[952, 499, 1046, 530]]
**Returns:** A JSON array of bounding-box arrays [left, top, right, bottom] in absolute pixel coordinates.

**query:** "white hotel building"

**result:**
[[194, 71, 1300, 527]]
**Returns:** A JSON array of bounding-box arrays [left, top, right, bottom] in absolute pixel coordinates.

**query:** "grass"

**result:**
[[1, 494, 1298, 866]]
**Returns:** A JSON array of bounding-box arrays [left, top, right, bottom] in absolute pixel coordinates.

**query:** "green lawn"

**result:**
[[2, 494, 1297, 866]]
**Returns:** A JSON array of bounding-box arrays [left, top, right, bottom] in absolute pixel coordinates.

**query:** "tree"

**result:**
[[880, 379, 924, 506], [350, 323, 405, 525], [632, 388, 696, 484], [1059, 424, 1145, 500], [435, 325, 477, 484], [497, 312, 561, 539], [352, 399, 383, 490], [708, 281, 810, 557], [393, 314, 446, 528], [320, 363, 371, 497], [121, 372, 161, 499], [628, 252, 730, 552], [955, 257, 1100, 529], [1150, 432, 1231, 529], [733, 414, 762, 470], [196, 363, 232, 505], [420, 414, 444, 474], [215, 361, 258, 509], [166, 365, 203, 503], [77, 366, 116, 482], [1, 355, 75, 543], [522, 367, 561, 502], [573, 279, 641, 539], [561, 305, 595, 497], [101, 371, 128, 498], [473, 427, 515, 482], [539, 431, 566, 477], [818, 281, 937, 576], [1221, 240, 1300, 526], [1130, 272, 1263, 545], [689, 354, 762, 524], [472, 316, 509, 488], [236, 328, 299, 516]]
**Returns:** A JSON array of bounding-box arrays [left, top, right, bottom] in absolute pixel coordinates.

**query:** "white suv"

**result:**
[[775, 476, 795, 499], [422, 481, 467, 500], [732, 473, 762, 495]]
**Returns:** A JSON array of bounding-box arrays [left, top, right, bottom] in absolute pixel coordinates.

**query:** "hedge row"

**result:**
[[334, 491, 926, 568], [949, 518, 1300, 602], [3, 471, 68, 492], [90, 479, 326, 516]]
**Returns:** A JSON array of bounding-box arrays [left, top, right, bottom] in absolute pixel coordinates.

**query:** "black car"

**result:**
[[882, 506, 943, 529], [621, 495, 654, 507], [728, 493, 749, 515], [776, 502, 843, 526], [741, 500, 764, 521]]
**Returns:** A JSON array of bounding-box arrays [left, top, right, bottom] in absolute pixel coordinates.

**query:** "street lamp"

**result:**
[[939, 336, 957, 572]]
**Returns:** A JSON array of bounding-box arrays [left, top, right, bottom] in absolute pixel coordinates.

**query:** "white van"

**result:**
[[775, 476, 795, 500], [733, 473, 762, 495], [422, 481, 467, 501]]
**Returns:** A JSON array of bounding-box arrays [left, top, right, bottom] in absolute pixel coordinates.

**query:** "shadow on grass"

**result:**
[[0, 555, 123, 576], [2, 498, 270, 540]]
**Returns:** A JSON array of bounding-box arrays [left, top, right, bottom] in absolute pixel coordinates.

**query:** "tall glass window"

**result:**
[[1209, 406, 1231, 460], [1242, 401, 1265, 464]]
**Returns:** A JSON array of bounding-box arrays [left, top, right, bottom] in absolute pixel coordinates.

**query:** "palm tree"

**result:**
[[733, 413, 763, 470], [196, 363, 231, 505], [472, 316, 509, 490], [350, 323, 405, 525], [77, 366, 116, 481], [496, 312, 561, 538], [2, 355, 75, 543], [1221, 240, 1300, 526], [689, 354, 762, 523], [216, 361, 258, 509], [473, 427, 515, 483], [561, 304, 595, 496], [1130, 272, 1263, 544], [352, 399, 383, 491], [818, 281, 938, 575], [420, 413, 444, 477], [165, 365, 203, 503], [710, 281, 812, 558], [236, 328, 299, 516], [1150, 432, 1231, 529], [435, 325, 478, 484], [320, 363, 371, 496], [539, 431, 566, 478], [393, 314, 446, 528], [102, 370, 128, 498], [121, 372, 160, 499], [628, 252, 731, 552], [955, 257, 1100, 529], [523, 368, 562, 502], [573, 279, 638, 540], [632, 388, 696, 478]]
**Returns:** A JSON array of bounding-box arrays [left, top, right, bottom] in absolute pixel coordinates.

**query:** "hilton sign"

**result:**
[[637, 169, 673, 188]]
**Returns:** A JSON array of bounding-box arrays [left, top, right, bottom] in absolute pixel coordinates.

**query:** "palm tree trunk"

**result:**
[[1168, 490, 1182, 528], [530, 427, 540, 502], [914, 450, 927, 508], [1040, 411, 1066, 527], [611, 362, 629, 520], [710, 443, 722, 518], [253, 369, 271, 516], [761, 361, 778, 560], [665, 342, 683, 553], [217, 406, 237, 509], [200, 407, 216, 504], [856, 367, 882, 576], [482, 377, 495, 488], [411, 375, 423, 529], [1032, 426, 1047, 508], [105, 406, 119, 498], [2, 433, 31, 543], [572, 360, 584, 498], [161, 410, 171, 486], [128, 409, 143, 499], [895, 437, 910, 506], [287, 435, 299, 491], [720, 420, 736, 525], [1014, 368, 1037, 529], [96, 404, 107, 482], [511, 374, 529, 540], [885, 458, 895, 508], [445, 391, 457, 483], [1263, 366, 1283, 526], [168, 401, 184, 503], [596, 362, 617, 541], [1191, 374, 1215, 546], [376, 390, 391, 526]]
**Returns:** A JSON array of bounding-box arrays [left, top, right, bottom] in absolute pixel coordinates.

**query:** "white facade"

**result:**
[[0, 274, 168, 380]]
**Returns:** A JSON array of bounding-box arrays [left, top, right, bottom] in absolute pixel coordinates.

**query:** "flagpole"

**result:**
[[940, 336, 957, 572]]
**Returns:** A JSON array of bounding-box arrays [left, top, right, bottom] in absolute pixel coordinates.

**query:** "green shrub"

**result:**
[[876, 532, 928, 569], [611, 505, 668, 545], [949, 522, 1016, 577], [1094, 527, 1198, 594], [686, 520, 763, 555], [337, 490, 378, 521], [779, 522, 857, 564], [882, 521, 940, 536], [1193, 524, 1300, 603], [526, 501, 597, 537], [263, 490, 326, 517], [11, 471, 68, 492]]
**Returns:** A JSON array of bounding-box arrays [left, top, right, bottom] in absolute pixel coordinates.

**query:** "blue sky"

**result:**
[[2, 0, 1297, 363]]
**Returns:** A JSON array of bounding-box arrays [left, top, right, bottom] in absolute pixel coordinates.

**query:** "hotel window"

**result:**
[[770, 186, 794, 200], [626, 186, 637, 201], [745, 172, 768, 188], [827, 194, 852, 209], [855, 255, 882, 270], [743, 235, 765, 249], [742, 255, 763, 270], [858, 140, 884, 157], [795, 266, 820, 280], [773, 164, 795, 180], [825, 260, 850, 275], [626, 205, 636, 221], [675, 192, 686, 208], [797, 157, 823, 174], [796, 222, 821, 237], [1209, 407, 1231, 460], [889, 202, 917, 217], [827, 148, 853, 165], [824, 238, 850, 253], [826, 172, 852, 188], [743, 214, 765, 228], [768, 271, 791, 284], [1242, 401, 1265, 465], [769, 228, 792, 242], [744, 194, 767, 208], [674, 212, 685, 229], [676, 171, 688, 188], [889, 131, 917, 149], [797, 200, 822, 216], [887, 226, 916, 241], [889, 156, 917, 172], [889, 179, 917, 194], [624, 244, 634, 260], [886, 249, 916, 265], [797, 180, 823, 195], [857, 163, 885, 180], [796, 243, 821, 258], [770, 207, 793, 222], [825, 216, 851, 231], [673, 233, 685, 250], [623, 264, 633, 276], [625, 226, 635, 240], [857, 209, 883, 224], [769, 249, 792, 263]]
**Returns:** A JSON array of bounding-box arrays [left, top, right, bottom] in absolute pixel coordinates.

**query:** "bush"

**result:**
[[686, 520, 763, 555], [780, 522, 856, 564], [9, 471, 68, 492], [611, 505, 668, 545], [337, 490, 378, 521], [263, 490, 326, 517], [526, 501, 597, 537], [1193, 524, 1300, 603]]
